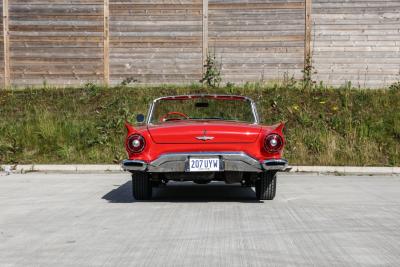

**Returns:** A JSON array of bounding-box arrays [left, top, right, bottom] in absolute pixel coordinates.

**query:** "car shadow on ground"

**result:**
[[102, 181, 262, 203]]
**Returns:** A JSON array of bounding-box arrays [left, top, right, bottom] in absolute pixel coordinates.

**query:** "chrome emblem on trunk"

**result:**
[[196, 130, 214, 141]]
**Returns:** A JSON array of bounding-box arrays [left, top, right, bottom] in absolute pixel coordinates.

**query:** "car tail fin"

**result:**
[[125, 121, 136, 134], [272, 122, 285, 133]]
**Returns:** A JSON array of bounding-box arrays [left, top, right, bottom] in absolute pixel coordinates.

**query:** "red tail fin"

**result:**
[[125, 121, 135, 134], [273, 121, 285, 133]]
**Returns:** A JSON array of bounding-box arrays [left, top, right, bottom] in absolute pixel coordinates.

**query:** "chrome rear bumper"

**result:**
[[122, 152, 288, 173]]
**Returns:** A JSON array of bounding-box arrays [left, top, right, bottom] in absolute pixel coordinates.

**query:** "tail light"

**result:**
[[264, 134, 283, 152], [127, 134, 146, 153]]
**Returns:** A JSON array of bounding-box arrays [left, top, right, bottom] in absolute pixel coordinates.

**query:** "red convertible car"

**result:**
[[122, 95, 288, 200]]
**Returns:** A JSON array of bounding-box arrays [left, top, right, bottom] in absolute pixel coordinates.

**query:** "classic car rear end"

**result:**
[[122, 95, 288, 200]]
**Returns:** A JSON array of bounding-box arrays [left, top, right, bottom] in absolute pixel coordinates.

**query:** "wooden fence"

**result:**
[[0, 0, 399, 88], [313, 0, 400, 88]]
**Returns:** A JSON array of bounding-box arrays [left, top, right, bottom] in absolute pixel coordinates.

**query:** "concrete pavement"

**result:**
[[1, 173, 400, 266], [2, 164, 400, 175]]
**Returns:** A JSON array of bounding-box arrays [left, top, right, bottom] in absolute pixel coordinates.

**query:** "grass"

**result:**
[[0, 82, 399, 166]]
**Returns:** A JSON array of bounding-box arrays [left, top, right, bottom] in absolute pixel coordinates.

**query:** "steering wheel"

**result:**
[[160, 111, 189, 122]]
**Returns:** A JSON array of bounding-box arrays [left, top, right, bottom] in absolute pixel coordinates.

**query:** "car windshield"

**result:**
[[149, 96, 256, 124]]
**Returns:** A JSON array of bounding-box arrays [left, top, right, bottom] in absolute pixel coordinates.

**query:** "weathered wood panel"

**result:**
[[208, 0, 305, 83], [312, 0, 400, 88], [1, 0, 399, 88], [8, 0, 104, 86], [103, 0, 109, 84], [0, 0, 5, 87], [109, 0, 203, 84]]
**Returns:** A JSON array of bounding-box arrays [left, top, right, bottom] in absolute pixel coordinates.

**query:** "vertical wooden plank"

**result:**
[[202, 0, 208, 75], [304, 0, 312, 65], [103, 0, 110, 86], [2, 0, 10, 88]]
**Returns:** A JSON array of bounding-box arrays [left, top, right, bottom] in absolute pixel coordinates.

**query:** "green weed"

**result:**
[[0, 83, 399, 166]]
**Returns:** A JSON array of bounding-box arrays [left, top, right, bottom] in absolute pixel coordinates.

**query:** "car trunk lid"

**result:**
[[147, 121, 262, 144]]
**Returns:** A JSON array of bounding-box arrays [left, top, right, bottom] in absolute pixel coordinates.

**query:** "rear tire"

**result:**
[[255, 171, 277, 200], [131, 172, 152, 200]]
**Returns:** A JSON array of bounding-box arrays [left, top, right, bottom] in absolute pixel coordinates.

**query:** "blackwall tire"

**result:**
[[131, 172, 152, 200], [255, 171, 277, 200]]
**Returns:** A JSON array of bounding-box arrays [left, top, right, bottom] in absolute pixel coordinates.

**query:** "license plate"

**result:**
[[189, 158, 220, 172]]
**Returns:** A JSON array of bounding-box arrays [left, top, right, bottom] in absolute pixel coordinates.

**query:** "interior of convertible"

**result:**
[[150, 96, 256, 124]]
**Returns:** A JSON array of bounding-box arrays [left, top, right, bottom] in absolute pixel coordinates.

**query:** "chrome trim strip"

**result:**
[[196, 136, 214, 141], [146, 101, 155, 125], [250, 99, 260, 124]]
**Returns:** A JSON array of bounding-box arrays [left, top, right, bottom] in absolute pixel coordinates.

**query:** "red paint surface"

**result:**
[[125, 120, 285, 163]]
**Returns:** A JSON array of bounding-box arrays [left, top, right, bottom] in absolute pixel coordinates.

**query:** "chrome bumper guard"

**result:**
[[121, 160, 147, 171], [122, 153, 288, 173], [262, 159, 288, 171]]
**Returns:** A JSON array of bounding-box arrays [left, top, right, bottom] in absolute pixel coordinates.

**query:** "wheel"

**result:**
[[131, 172, 152, 200], [193, 180, 211, 185], [255, 171, 277, 200]]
